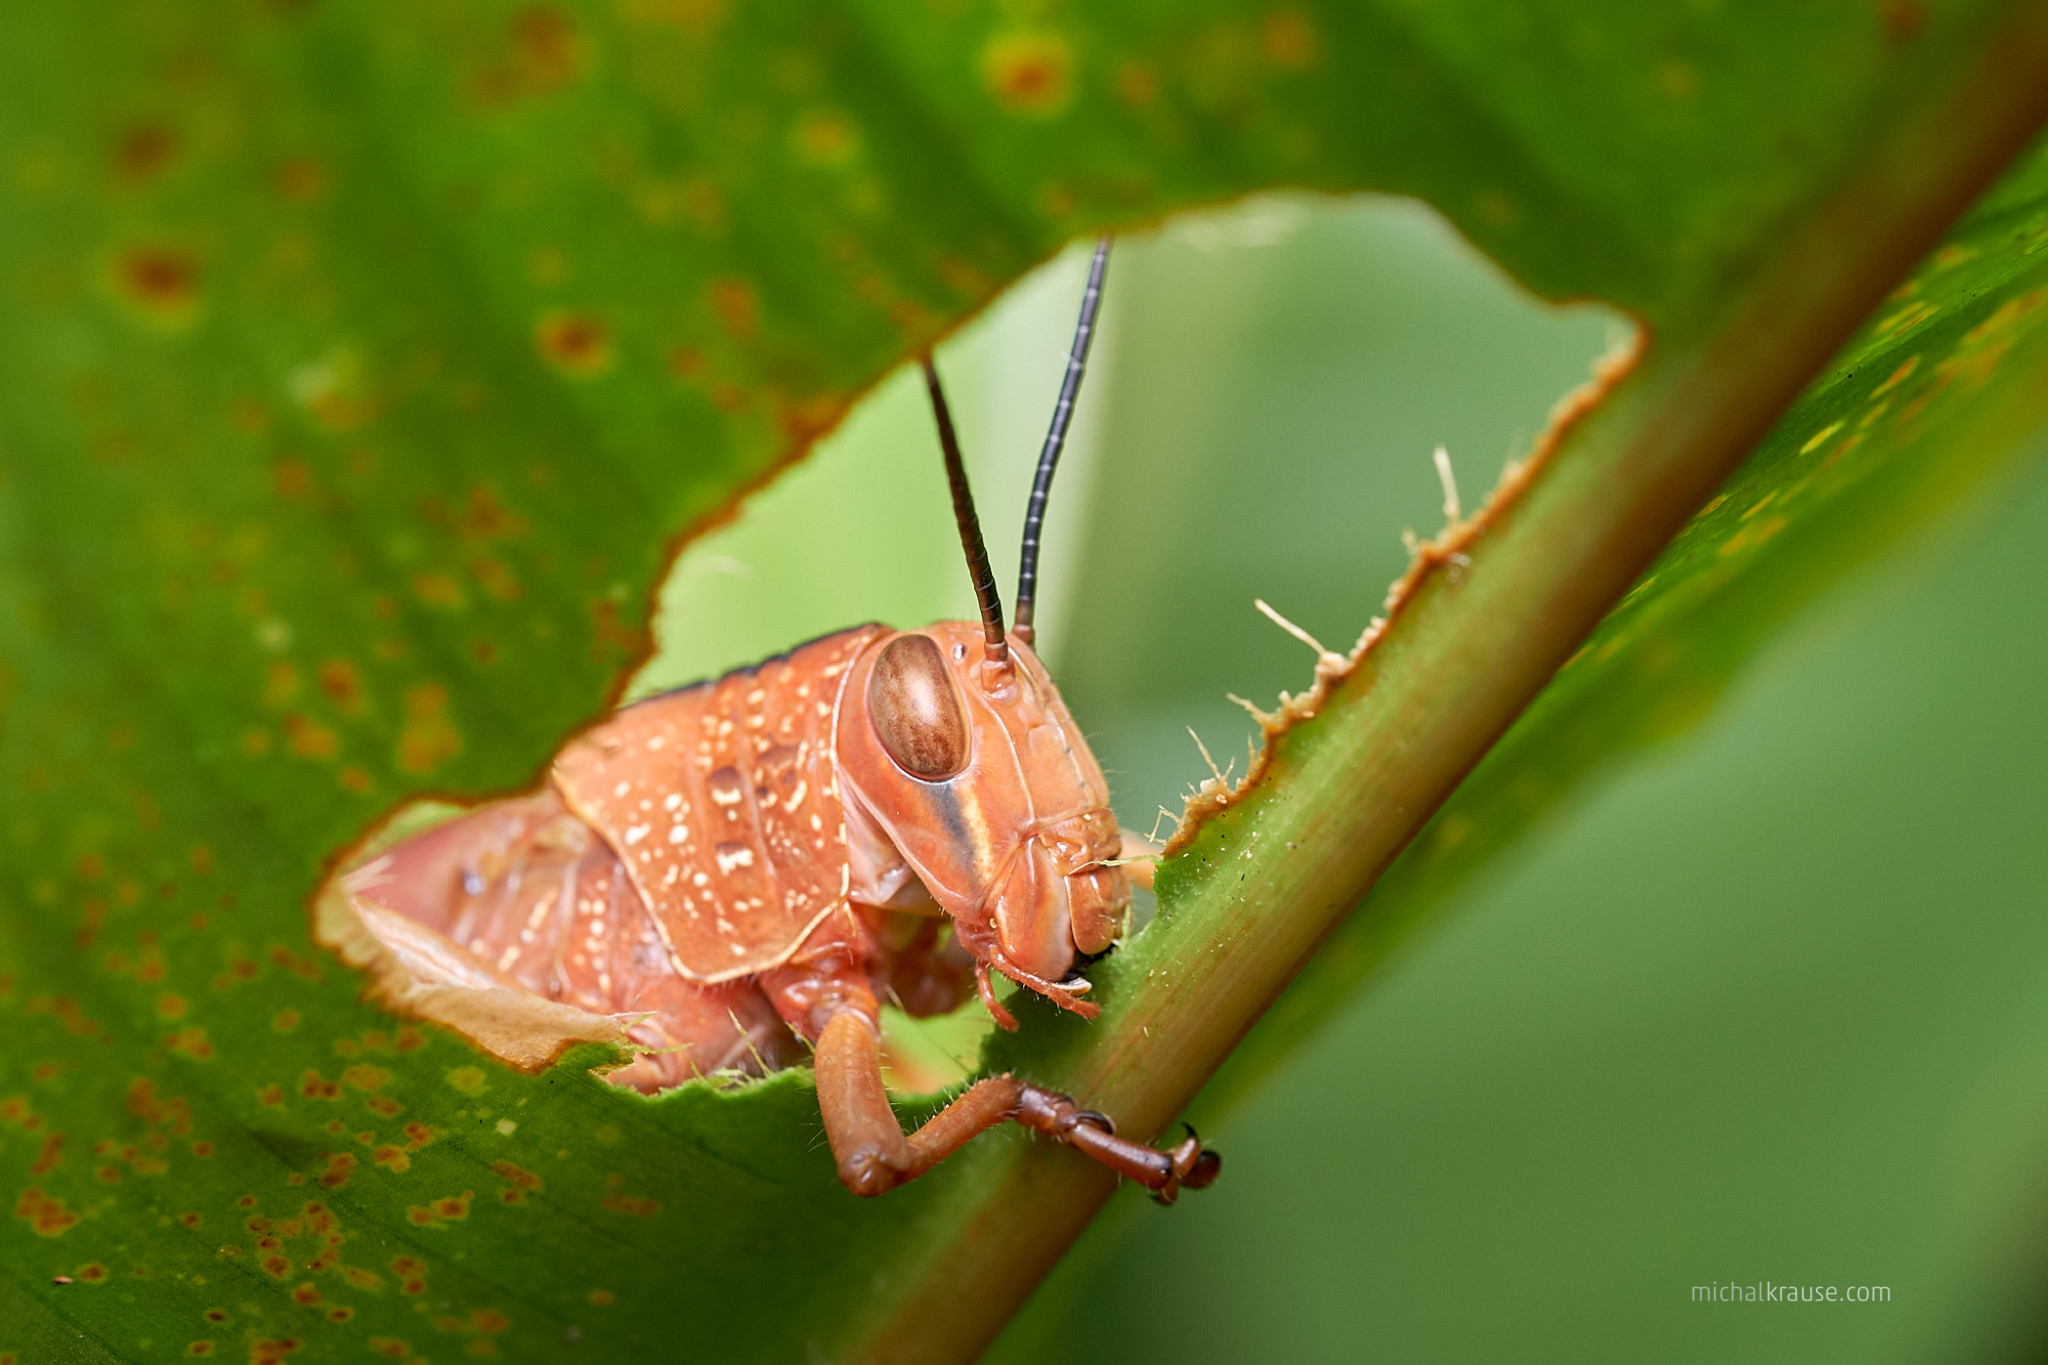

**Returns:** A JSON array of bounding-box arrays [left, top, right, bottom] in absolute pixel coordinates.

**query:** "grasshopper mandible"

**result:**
[[333, 240, 1220, 1200]]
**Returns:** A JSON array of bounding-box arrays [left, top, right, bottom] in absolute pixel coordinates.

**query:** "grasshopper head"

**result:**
[[883, 245, 1121, 1018], [837, 621, 1129, 1015]]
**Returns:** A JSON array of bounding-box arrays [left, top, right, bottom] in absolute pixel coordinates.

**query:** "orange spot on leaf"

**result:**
[[490, 1160, 543, 1197], [980, 32, 1075, 117], [165, 1027, 214, 1059], [112, 123, 180, 188], [14, 1187, 79, 1236], [411, 572, 465, 610], [708, 278, 758, 342], [1871, 355, 1921, 397], [773, 392, 847, 446], [1261, 10, 1319, 66], [317, 660, 367, 716], [474, 7, 586, 103], [343, 1266, 386, 1292], [28, 1133, 64, 1175], [108, 244, 202, 328], [599, 1193, 660, 1217], [283, 713, 339, 761], [273, 158, 329, 203], [470, 557, 520, 603], [534, 311, 612, 376], [398, 685, 462, 775], [342, 1064, 390, 1092]]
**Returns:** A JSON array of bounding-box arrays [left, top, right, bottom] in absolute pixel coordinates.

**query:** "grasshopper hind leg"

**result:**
[[802, 1004, 1219, 1202]]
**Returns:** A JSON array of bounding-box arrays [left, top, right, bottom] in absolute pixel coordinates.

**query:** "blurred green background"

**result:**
[[646, 195, 2048, 1362]]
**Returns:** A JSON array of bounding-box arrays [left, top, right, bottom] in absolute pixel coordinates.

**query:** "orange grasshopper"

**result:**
[[331, 240, 1220, 1200]]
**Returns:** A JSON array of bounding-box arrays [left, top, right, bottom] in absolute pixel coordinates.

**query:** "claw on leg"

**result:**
[[1013, 1086, 1221, 1204]]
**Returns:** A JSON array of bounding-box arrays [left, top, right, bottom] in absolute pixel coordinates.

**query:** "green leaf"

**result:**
[[4, 4, 2048, 1365]]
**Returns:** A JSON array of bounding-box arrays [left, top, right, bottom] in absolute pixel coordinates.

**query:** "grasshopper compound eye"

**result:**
[[868, 634, 970, 780]]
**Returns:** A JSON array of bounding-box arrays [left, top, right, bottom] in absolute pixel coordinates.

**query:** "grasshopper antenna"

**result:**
[[1013, 235, 1110, 647], [922, 356, 1009, 669]]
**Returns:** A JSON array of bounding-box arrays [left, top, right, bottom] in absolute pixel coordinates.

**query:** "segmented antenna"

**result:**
[[921, 357, 1009, 668], [1013, 235, 1110, 647]]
